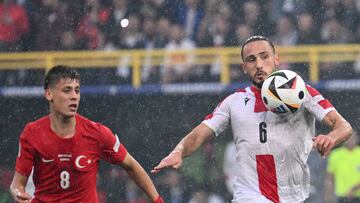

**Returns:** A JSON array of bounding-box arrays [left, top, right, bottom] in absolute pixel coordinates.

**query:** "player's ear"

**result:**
[[274, 53, 280, 67], [44, 89, 53, 102], [240, 63, 247, 74]]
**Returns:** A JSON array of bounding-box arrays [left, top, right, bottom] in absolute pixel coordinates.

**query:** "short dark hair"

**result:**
[[44, 65, 80, 90], [241, 36, 276, 60]]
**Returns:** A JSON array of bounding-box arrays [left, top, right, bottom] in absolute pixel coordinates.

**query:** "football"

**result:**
[[261, 70, 306, 114]]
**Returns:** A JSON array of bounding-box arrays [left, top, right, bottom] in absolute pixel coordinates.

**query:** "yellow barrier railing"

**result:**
[[0, 44, 359, 87]]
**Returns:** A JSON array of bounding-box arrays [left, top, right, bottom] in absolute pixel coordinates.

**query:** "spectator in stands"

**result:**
[[34, 0, 75, 51], [339, 0, 359, 35], [325, 131, 360, 203], [158, 169, 184, 203], [76, 0, 106, 50], [272, 13, 298, 46], [241, 0, 275, 37], [162, 24, 195, 83], [234, 23, 253, 46], [154, 17, 171, 48], [59, 30, 81, 50], [188, 187, 224, 203], [321, 18, 351, 44], [176, 0, 204, 41], [141, 17, 162, 83], [0, 0, 29, 52], [320, 17, 354, 79], [296, 12, 322, 45], [272, 13, 298, 70]]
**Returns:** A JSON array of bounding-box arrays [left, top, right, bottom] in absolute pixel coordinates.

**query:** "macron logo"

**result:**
[[42, 158, 54, 163], [244, 97, 250, 106]]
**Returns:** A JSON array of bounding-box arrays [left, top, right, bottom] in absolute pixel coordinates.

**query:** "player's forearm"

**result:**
[[174, 124, 212, 158], [327, 119, 352, 146], [125, 163, 159, 201]]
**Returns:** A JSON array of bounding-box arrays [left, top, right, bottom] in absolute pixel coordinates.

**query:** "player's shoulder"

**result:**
[[230, 87, 252, 97], [76, 114, 112, 136], [25, 115, 50, 131], [305, 84, 323, 97]]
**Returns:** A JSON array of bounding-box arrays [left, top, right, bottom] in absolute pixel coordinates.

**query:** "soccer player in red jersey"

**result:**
[[152, 36, 353, 203], [9, 65, 164, 203]]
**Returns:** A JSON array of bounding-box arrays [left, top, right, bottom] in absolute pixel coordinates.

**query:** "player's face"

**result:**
[[241, 40, 279, 88], [46, 78, 80, 117]]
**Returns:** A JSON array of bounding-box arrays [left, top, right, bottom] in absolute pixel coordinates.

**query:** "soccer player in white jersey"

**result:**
[[152, 36, 353, 203]]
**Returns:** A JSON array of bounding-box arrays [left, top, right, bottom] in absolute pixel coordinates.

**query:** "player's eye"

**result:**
[[261, 54, 269, 60], [246, 56, 255, 62]]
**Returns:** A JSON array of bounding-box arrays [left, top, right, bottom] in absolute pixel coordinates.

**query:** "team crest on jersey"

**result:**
[[74, 154, 94, 171]]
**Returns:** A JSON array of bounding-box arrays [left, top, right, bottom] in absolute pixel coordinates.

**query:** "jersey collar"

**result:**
[[251, 86, 268, 112]]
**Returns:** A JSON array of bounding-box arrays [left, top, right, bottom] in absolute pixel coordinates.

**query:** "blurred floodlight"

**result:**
[[121, 18, 129, 28]]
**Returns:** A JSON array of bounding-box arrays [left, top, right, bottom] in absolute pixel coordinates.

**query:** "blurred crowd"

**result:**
[[1, 0, 360, 84], [2, 0, 360, 52]]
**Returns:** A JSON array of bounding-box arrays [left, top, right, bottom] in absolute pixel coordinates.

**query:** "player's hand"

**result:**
[[312, 134, 335, 158], [151, 150, 183, 173], [11, 188, 32, 203]]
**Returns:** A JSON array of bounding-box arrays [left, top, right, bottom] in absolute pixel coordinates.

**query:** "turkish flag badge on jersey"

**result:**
[[74, 154, 95, 172]]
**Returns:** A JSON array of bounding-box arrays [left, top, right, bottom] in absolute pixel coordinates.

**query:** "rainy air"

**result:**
[[1, 0, 360, 203]]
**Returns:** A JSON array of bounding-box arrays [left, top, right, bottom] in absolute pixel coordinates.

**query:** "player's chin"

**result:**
[[252, 80, 264, 88], [65, 111, 77, 117]]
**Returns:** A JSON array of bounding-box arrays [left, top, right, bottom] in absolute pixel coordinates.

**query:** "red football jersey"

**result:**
[[16, 114, 127, 203]]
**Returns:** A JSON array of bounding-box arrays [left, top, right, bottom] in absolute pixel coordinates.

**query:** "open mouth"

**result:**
[[255, 71, 267, 78], [69, 104, 78, 111]]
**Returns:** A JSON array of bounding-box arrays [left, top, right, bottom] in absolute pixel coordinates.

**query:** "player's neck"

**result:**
[[49, 113, 76, 138]]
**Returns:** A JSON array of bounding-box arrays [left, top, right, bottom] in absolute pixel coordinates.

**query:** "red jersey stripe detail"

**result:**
[[318, 100, 334, 109], [204, 114, 214, 120], [251, 86, 268, 112], [237, 89, 246, 92], [306, 85, 320, 97], [256, 155, 280, 203]]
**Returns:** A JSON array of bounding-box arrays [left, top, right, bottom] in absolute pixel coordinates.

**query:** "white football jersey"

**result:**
[[202, 85, 335, 203]]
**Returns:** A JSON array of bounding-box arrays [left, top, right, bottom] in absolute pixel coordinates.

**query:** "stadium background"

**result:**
[[1, 0, 360, 202]]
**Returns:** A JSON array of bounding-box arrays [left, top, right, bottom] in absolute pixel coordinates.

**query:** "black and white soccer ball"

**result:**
[[261, 70, 306, 114]]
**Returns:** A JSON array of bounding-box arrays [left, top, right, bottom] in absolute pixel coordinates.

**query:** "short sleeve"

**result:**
[[15, 124, 35, 177], [202, 95, 232, 137], [303, 85, 335, 121], [98, 124, 127, 164]]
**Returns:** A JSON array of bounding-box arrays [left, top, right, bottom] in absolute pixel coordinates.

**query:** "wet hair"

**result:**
[[44, 65, 80, 90], [241, 35, 276, 60]]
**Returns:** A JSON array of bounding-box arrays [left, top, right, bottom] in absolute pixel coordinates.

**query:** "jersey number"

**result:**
[[259, 122, 267, 143], [60, 171, 70, 189]]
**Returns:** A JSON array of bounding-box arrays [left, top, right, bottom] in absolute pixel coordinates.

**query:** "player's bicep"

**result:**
[[321, 110, 342, 129], [304, 85, 335, 121], [202, 97, 232, 136], [16, 126, 35, 177], [98, 125, 127, 164]]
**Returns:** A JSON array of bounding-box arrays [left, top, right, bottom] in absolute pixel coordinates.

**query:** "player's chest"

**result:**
[[35, 135, 99, 171]]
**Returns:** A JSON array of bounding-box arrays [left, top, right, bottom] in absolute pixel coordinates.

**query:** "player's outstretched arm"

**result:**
[[9, 172, 32, 203], [120, 153, 164, 203], [313, 110, 352, 158], [151, 123, 214, 173]]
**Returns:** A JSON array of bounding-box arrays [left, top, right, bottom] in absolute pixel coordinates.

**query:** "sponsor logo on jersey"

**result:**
[[58, 154, 72, 161]]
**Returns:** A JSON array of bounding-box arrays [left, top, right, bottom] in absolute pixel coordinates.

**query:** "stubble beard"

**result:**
[[252, 80, 264, 89]]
